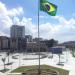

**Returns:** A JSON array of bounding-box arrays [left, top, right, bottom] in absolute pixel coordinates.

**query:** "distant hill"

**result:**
[[62, 41, 75, 46]]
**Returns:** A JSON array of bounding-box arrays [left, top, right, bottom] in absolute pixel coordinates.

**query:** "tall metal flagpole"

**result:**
[[38, 0, 40, 74]]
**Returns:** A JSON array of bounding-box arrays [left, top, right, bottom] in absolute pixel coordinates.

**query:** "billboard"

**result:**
[[50, 47, 62, 54]]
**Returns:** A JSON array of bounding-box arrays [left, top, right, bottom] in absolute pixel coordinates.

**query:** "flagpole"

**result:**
[[38, 0, 40, 74]]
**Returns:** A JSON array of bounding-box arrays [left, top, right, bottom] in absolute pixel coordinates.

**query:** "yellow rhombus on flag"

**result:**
[[40, 0, 57, 16]]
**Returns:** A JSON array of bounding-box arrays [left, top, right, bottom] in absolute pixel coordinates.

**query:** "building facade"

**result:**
[[10, 25, 26, 52], [27, 42, 48, 52], [10, 25, 25, 38], [0, 36, 10, 52], [10, 37, 26, 52]]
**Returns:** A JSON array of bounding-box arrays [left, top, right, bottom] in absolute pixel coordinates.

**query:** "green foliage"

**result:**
[[11, 65, 69, 75]]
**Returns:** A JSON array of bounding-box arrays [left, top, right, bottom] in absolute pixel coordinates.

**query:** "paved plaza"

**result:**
[[0, 50, 75, 75]]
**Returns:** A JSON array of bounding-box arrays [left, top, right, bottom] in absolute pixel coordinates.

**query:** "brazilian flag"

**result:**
[[40, 0, 57, 16]]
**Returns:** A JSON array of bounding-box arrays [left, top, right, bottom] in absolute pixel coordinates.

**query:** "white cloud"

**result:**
[[0, 1, 24, 36], [0, 2, 7, 15], [0, 1, 75, 43], [28, 15, 75, 42], [20, 17, 37, 37], [8, 7, 24, 17], [49, 16, 75, 42]]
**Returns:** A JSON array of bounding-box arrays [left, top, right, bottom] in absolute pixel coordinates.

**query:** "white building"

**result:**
[[10, 25, 26, 52], [10, 25, 25, 38], [27, 42, 48, 52]]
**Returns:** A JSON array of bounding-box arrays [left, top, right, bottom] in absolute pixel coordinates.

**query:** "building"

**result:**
[[10, 37, 26, 52], [10, 38, 18, 52], [0, 37, 2, 50], [17, 38, 26, 52], [25, 35, 32, 42], [10, 25, 26, 52], [27, 42, 48, 52], [0, 36, 10, 52], [10, 25, 25, 38]]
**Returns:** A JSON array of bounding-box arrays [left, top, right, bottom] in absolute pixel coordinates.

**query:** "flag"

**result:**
[[40, 0, 57, 16]]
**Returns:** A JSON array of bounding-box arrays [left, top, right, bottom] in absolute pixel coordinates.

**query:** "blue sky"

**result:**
[[0, 0, 75, 43], [0, 0, 74, 23], [1, 0, 75, 21]]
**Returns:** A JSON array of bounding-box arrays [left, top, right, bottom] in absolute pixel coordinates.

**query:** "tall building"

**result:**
[[10, 25, 26, 52], [10, 25, 25, 38]]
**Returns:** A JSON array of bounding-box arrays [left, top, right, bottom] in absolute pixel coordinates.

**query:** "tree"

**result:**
[[41, 39, 58, 48]]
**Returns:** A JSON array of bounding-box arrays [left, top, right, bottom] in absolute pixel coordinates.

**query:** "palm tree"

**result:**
[[2, 58, 6, 70]]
